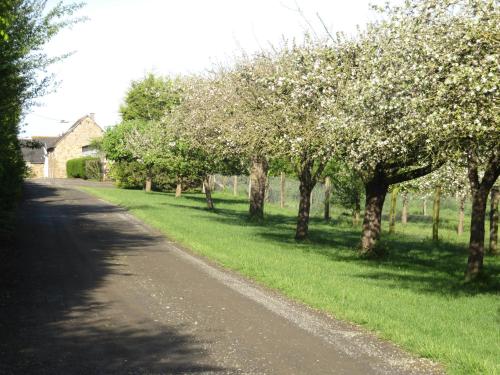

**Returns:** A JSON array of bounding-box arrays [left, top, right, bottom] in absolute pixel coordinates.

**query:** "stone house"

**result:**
[[21, 114, 104, 178], [20, 136, 59, 178]]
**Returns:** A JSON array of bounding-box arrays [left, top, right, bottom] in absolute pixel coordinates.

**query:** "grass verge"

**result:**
[[82, 187, 500, 375]]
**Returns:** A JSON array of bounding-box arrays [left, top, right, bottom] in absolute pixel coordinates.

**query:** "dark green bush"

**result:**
[[109, 160, 146, 189], [109, 160, 187, 191], [85, 158, 102, 180], [66, 157, 101, 179]]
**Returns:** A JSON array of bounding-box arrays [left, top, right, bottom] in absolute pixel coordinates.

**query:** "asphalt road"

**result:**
[[0, 180, 442, 374]]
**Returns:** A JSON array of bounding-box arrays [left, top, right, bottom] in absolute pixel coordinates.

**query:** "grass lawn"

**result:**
[[81, 186, 500, 375]]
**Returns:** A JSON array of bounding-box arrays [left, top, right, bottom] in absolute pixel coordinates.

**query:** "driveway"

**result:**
[[0, 180, 441, 374]]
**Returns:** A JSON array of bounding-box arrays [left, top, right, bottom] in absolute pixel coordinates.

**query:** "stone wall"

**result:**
[[27, 163, 44, 178], [49, 117, 104, 178]]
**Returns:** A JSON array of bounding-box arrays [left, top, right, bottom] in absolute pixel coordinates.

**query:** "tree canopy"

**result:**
[[0, 0, 83, 218], [120, 73, 182, 122]]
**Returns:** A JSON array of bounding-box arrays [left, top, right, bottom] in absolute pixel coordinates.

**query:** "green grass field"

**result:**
[[82, 186, 500, 375]]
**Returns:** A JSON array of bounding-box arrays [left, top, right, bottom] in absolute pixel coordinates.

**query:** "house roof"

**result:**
[[32, 136, 60, 149], [51, 115, 103, 149], [20, 139, 46, 164]]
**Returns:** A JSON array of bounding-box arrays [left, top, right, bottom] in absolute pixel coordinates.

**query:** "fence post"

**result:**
[[432, 186, 441, 241], [280, 172, 286, 208], [401, 192, 408, 224], [389, 187, 399, 233], [324, 176, 331, 221]]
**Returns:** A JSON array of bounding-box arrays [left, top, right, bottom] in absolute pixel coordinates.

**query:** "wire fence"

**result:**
[[211, 174, 327, 215], [210, 174, 470, 219]]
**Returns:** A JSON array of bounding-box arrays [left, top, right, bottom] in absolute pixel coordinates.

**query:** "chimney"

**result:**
[[89, 113, 95, 120]]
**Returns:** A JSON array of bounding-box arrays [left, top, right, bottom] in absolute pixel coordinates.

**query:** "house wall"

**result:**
[[49, 117, 103, 178], [26, 162, 44, 178]]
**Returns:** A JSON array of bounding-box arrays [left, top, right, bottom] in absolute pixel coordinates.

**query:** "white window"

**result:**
[[82, 145, 98, 156]]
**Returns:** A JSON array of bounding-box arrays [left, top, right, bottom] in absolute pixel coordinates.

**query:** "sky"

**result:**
[[22, 0, 381, 137]]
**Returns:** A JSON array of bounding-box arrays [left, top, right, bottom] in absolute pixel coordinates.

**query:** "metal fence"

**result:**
[[210, 174, 470, 219]]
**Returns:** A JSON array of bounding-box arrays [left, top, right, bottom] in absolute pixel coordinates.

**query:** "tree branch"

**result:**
[[479, 147, 500, 191], [386, 163, 439, 185]]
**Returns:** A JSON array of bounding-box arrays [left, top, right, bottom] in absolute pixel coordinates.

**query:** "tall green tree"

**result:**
[[0, 0, 83, 222], [106, 74, 182, 190], [120, 73, 181, 121]]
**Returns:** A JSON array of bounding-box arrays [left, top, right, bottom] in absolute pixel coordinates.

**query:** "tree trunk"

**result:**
[[280, 172, 285, 208], [457, 196, 465, 236], [401, 192, 408, 224], [175, 182, 182, 198], [203, 175, 214, 210], [248, 177, 251, 200], [389, 187, 399, 233], [233, 176, 238, 196], [324, 176, 332, 221], [422, 198, 427, 216], [465, 188, 489, 280], [464, 149, 500, 281], [432, 186, 441, 242], [295, 164, 315, 240], [360, 179, 389, 255], [489, 187, 498, 255], [249, 157, 268, 220], [145, 171, 152, 192]]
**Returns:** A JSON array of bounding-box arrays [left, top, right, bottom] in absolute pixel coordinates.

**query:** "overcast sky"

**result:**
[[22, 0, 381, 137]]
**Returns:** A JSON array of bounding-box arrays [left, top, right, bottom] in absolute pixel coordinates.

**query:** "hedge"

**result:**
[[66, 157, 102, 180]]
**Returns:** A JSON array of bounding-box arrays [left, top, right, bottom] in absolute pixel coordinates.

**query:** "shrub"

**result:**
[[109, 160, 186, 191], [66, 157, 101, 179], [109, 160, 146, 189], [85, 158, 102, 180]]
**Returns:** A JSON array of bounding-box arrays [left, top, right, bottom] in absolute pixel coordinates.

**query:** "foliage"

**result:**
[[120, 73, 181, 122], [267, 157, 295, 177], [324, 160, 364, 212], [173, 75, 249, 178], [121, 120, 164, 169], [109, 160, 182, 191], [262, 41, 340, 176], [402, 163, 470, 200], [66, 157, 100, 179], [104, 118, 218, 190], [0, 0, 83, 236], [84, 158, 102, 180], [99, 121, 138, 162], [109, 160, 146, 189]]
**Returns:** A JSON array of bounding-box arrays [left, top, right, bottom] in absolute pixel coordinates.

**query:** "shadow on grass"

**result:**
[[382, 213, 464, 231], [158, 194, 500, 298], [164, 193, 250, 207]]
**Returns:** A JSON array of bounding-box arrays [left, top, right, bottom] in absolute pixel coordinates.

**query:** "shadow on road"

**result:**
[[0, 182, 227, 374]]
